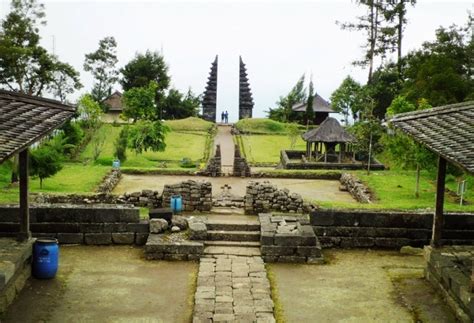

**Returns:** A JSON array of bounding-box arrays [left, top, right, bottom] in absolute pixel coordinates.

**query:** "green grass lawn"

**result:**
[[81, 124, 209, 168], [0, 163, 110, 204], [236, 118, 290, 134], [240, 134, 306, 164], [317, 169, 474, 212], [165, 117, 214, 132]]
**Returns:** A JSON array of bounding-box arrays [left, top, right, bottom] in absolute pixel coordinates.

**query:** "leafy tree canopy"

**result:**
[[122, 81, 158, 122], [161, 88, 200, 120], [267, 74, 306, 123], [330, 76, 364, 124], [127, 120, 169, 154]]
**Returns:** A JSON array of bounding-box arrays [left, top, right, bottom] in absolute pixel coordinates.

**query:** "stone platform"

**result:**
[[0, 238, 33, 314]]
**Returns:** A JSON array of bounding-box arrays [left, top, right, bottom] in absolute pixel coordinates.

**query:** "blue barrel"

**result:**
[[112, 159, 121, 169], [33, 238, 59, 279], [170, 195, 183, 213]]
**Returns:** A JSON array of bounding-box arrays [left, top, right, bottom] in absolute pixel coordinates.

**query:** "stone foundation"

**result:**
[[424, 246, 474, 322], [259, 214, 322, 263], [144, 233, 204, 260], [162, 180, 212, 212], [96, 169, 121, 193], [339, 173, 371, 203], [244, 181, 313, 215]]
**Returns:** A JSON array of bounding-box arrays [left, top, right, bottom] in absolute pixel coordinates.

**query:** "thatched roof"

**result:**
[[391, 101, 474, 175], [302, 117, 354, 143], [103, 91, 123, 112], [292, 94, 334, 113], [0, 90, 75, 164]]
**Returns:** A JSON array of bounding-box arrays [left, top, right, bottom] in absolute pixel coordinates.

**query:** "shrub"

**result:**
[[114, 127, 129, 163], [180, 157, 195, 168]]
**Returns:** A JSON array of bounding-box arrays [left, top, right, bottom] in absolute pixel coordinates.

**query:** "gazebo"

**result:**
[[391, 101, 474, 247], [292, 94, 335, 125], [301, 117, 354, 163], [0, 90, 75, 241]]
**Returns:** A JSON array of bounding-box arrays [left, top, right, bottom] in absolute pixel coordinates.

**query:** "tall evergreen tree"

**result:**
[[305, 78, 314, 127]]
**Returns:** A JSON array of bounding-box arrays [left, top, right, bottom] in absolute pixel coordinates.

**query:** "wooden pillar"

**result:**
[[315, 142, 319, 160], [431, 156, 447, 248], [18, 149, 31, 242], [306, 142, 310, 158], [308, 141, 312, 161], [324, 143, 328, 163], [338, 143, 342, 163]]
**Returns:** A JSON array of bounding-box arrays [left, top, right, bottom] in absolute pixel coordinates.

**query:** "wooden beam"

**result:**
[[431, 156, 447, 248], [17, 149, 31, 242]]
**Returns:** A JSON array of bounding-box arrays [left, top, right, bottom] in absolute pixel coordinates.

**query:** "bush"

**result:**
[[180, 157, 195, 168], [114, 127, 129, 163], [61, 121, 84, 155], [95, 157, 114, 166]]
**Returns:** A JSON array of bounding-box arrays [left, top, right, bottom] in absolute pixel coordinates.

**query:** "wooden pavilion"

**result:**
[[0, 90, 75, 241], [292, 94, 335, 125], [301, 117, 354, 163], [391, 101, 474, 247]]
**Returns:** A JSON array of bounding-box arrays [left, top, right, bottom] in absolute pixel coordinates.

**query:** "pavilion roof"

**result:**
[[302, 117, 354, 143], [292, 93, 334, 113], [0, 90, 75, 164], [390, 101, 474, 175]]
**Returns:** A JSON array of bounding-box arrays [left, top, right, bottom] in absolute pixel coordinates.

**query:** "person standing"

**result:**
[[224, 111, 229, 123], [221, 111, 225, 123]]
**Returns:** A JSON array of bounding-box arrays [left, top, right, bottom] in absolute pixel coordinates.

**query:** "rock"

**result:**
[[172, 216, 188, 230], [400, 246, 423, 256], [171, 226, 181, 233], [150, 218, 168, 233], [189, 222, 207, 240]]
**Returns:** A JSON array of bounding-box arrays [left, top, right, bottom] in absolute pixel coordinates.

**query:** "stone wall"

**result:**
[[198, 145, 222, 177], [96, 169, 121, 193], [0, 205, 148, 245], [233, 144, 251, 177], [311, 208, 474, 248], [244, 181, 313, 215], [144, 234, 204, 261], [259, 214, 322, 263], [424, 246, 474, 322], [162, 180, 212, 212], [339, 173, 372, 203]]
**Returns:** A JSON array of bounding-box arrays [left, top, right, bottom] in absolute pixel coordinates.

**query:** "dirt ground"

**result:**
[[3, 246, 197, 323], [114, 174, 356, 204], [269, 249, 456, 323]]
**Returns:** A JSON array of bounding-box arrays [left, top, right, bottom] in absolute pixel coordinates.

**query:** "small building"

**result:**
[[292, 93, 335, 125], [301, 117, 354, 163], [102, 91, 124, 123]]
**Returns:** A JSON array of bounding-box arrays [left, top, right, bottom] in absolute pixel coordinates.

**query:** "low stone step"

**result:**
[[209, 207, 245, 215], [207, 230, 260, 242], [203, 246, 261, 256], [206, 221, 260, 232], [204, 240, 261, 247]]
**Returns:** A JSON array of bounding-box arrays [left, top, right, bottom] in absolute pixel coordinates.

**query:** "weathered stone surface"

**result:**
[[135, 233, 149, 246], [112, 233, 135, 244], [150, 219, 168, 234], [57, 233, 84, 244], [190, 222, 207, 240], [84, 233, 112, 245], [172, 216, 188, 230]]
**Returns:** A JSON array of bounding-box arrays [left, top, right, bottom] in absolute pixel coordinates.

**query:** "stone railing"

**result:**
[[244, 181, 313, 215], [233, 144, 251, 177], [339, 173, 372, 203]]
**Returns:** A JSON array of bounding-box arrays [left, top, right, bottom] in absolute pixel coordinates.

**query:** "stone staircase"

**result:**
[[203, 214, 262, 257]]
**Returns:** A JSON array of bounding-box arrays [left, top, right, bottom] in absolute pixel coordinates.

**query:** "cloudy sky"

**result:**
[[0, 0, 472, 121]]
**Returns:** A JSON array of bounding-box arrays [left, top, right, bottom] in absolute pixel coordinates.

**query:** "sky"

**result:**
[[0, 0, 473, 121]]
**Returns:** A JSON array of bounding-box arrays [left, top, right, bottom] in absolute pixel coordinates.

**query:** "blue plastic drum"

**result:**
[[33, 238, 59, 279], [171, 195, 183, 213]]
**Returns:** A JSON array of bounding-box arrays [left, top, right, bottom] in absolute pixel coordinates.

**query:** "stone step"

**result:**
[[203, 246, 262, 256], [209, 207, 245, 215], [204, 240, 261, 247], [207, 230, 260, 242], [206, 220, 260, 232]]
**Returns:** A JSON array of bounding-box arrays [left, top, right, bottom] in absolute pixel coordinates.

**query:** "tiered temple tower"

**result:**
[[239, 56, 254, 120], [201, 56, 218, 122]]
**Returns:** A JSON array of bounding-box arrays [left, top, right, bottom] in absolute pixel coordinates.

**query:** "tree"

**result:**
[[161, 88, 200, 119], [77, 94, 103, 129], [330, 76, 363, 125], [286, 123, 300, 149], [268, 75, 306, 123], [30, 145, 63, 189], [0, 0, 81, 98], [84, 36, 118, 104], [49, 59, 82, 103], [114, 127, 128, 162], [305, 78, 314, 127], [127, 120, 169, 154], [122, 81, 158, 122], [383, 96, 436, 197], [120, 50, 170, 119]]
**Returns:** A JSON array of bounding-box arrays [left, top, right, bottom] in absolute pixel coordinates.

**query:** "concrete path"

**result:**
[[215, 125, 235, 175], [193, 255, 275, 323]]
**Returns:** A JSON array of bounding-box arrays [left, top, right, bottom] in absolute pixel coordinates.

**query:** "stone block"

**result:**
[[164, 254, 188, 261], [80, 223, 104, 233], [57, 233, 84, 244], [150, 219, 168, 233], [277, 256, 306, 263], [296, 246, 321, 257], [261, 245, 295, 256], [189, 222, 207, 240], [135, 233, 149, 246], [31, 223, 80, 233], [126, 221, 149, 233], [84, 233, 112, 245], [340, 237, 374, 248], [103, 223, 127, 233], [112, 233, 135, 244], [260, 232, 274, 245], [274, 233, 301, 246]]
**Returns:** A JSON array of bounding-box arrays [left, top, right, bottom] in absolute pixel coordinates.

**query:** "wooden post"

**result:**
[[431, 156, 447, 248], [315, 142, 319, 160], [324, 143, 328, 163], [18, 149, 31, 242]]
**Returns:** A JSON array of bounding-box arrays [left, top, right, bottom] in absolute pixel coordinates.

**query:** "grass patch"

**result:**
[[316, 169, 474, 212], [164, 117, 214, 132], [236, 118, 290, 134], [240, 134, 306, 164], [266, 264, 286, 323], [81, 124, 209, 167], [253, 169, 342, 179]]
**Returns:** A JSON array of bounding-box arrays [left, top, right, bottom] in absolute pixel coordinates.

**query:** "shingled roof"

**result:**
[[391, 101, 474, 175], [0, 90, 76, 164], [292, 93, 334, 113], [302, 117, 354, 143]]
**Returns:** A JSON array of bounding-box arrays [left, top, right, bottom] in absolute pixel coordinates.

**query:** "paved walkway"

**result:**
[[215, 125, 235, 175], [193, 255, 276, 323]]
